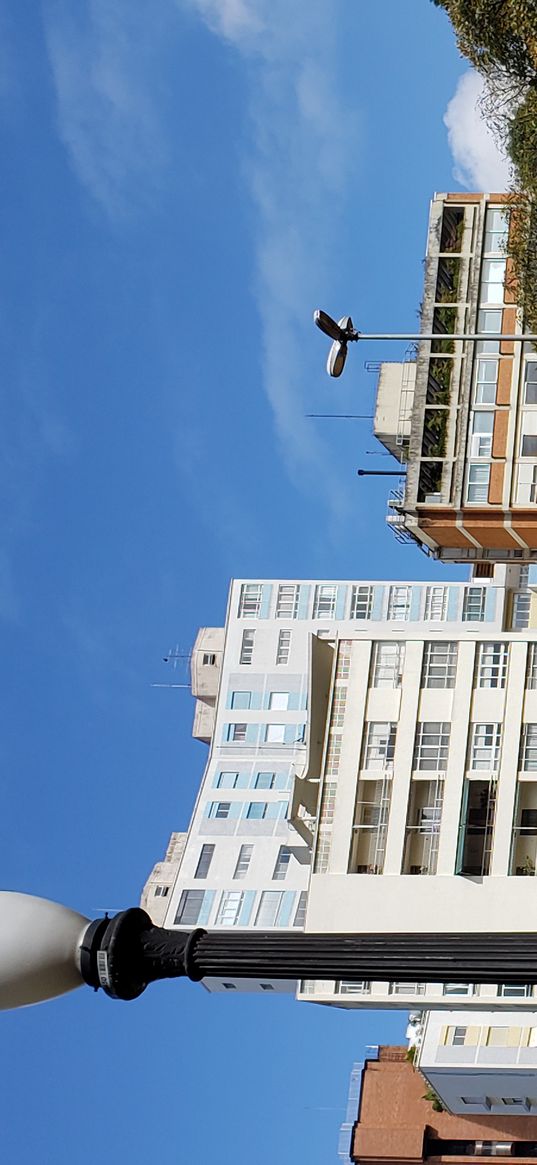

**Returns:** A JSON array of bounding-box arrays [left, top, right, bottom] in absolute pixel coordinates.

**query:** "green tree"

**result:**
[[432, 0, 537, 83]]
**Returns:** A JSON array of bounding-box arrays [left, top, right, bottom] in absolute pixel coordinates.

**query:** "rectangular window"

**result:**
[[273, 846, 292, 880], [276, 584, 299, 619], [231, 691, 251, 710], [371, 642, 405, 688], [174, 889, 205, 925], [512, 592, 531, 630], [484, 206, 509, 253], [516, 462, 537, 504], [246, 801, 268, 819], [481, 257, 506, 304], [388, 982, 426, 996], [424, 586, 448, 621], [216, 771, 240, 789], [474, 358, 498, 404], [498, 984, 533, 998], [154, 885, 169, 897], [520, 725, 537, 771], [228, 723, 247, 742], [521, 413, 537, 458], [466, 463, 490, 503], [194, 844, 215, 879], [470, 411, 494, 458], [476, 308, 502, 355], [387, 585, 411, 621], [362, 722, 396, 771], [276, 629, 291, 665], [336, 981, 371, 995], [293, 890, 307, 928], [443, 983, 473, 996], [215, 891, 243, 927], [313, 584, 337, 618], [462, 1096, 489, 1107], [202, 652, 216, 665], [463, 587, 486, 621], [208, 801, 232, 819], [233, 844, 253, 879], [528, 644, 537, 690], [350, 585, 373, 620], [524, 360, 537, 405], [255, 771, 275, 789], [470, 723, 502, 771], [254, 891, 284, 927], [414, 722, 450, 771], [269, 691, 289, 711], [421, 642, 458, 689], [265, 724, 286, 743], [238, 584, 263, 618], [452, 1026, 468, 1046], [239, 629, 255, 665], [502, 1098, 525, 1107], [477, 642, 508, 688]]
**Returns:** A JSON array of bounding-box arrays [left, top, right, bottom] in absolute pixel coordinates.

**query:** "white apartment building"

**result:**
[[143, 566, 537, 1000], [417, 1008, 537, 1116]]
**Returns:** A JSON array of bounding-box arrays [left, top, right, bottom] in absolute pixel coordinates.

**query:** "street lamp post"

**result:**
[[313, 309, 537, 377], [4, 892, 537, 1010]]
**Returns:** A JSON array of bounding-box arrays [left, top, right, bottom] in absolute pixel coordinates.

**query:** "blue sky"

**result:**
[[0, 3, 509, 1163]]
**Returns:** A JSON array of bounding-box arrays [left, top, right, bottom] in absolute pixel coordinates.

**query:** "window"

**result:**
[[254, 891, 284, 927], [222, 982, 237, 990], [476, 308, 502, 355], [528, 644, 537, 689], [246, 801, 268, 819], [422, 642, 457, 689], [474, 358, 498, 404], [265, 724, 286, 743], [521, 413, 537, 458], [516, 462, 537, 504], [216, 771, 240, 789], [502, 1098, 526, 1107], [470, 411, 494, 457], [154, 885, 169, 897], [424, 586, 448, 621], [371, 642, 405, 688], [336, 981, 371, 995], [362, 722, 396, 771], [233, 844, 253, 879], [194, 844, 215, 879], [215, 891, 243, 927], [512, 592, 531, 630], [387, 585, 411, 620], [520, 725, 537, 771], [484, 207, 509, 253], [466, 463, 490, 503], [350, 585, 373, 620], [413, 722, 450, 771], [462, 1096, 489, 1107], [238, 584, 263, 617], [260, 983, 275, 991], [228, 723, 247, 742], [231, 691, 251, 710], [313, 584, 337, 618], [293, 890, 307, 928], [498, 984, 533, 998], [463, 587, 486, 621], [273, 846, 292, 880], [452, 1026, 468, 1046], [480, 257, 506, 304], [174, 889, 205, 925], [470, 723, 502, 771], [388, 982, 426, 996], [276, 584, 299, 618], [269, 691, 289, 711], [477, 642, 508, 688], [202, 652, 216, 665], [276, 629, 291, 665], [524, 361, 537, 405], [239, 629, 255, 665], [443, 983, 473, 996], [208, 801, 232, 819], [255, 771, 275, 789]]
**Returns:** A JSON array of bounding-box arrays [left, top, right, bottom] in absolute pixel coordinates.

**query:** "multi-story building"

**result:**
[[374, 192, 537, 564], [345, 1045, 537, 1164], [417, 1010, 537, 1117], [143, 568, 537, 1002]]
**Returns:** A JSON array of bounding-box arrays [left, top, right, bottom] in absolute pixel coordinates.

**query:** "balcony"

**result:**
[[457, 780, 497, 876], [511, 784, 537, 875], [349, 779, 391, 874], [402, 780, 444, 875]]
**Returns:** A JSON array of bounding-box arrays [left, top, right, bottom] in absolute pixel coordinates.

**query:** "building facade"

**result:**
[[347, 1045, 537, 1164], [374, 192, 537, 564]]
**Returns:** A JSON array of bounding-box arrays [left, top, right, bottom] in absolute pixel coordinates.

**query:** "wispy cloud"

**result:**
[[444, 70, 512, 191], [43, 0, 171, 219], [181, 0, 360, 520]]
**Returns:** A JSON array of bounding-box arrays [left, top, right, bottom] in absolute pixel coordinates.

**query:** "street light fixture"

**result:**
[[4, 891, 537, 1010], [313, 308, 537, 377]]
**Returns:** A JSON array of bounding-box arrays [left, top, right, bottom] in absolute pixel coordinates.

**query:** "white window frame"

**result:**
[[520, 724, 537, 771], [466, 463, 490, 504], [229, 722, 247, 742], [480, 257, 506, 305], [215, 890, 244, 927], [254, 891, 284, 927], [350, 585, 373, 620], [413, 722, 450, 771], [269, 691, 289, 711], [276, 629, 291, 665], [476, 642, 508, 688], [421, 641, 457, 689], [265, 724, 286, 744], [272, 846, 292, 881], [174, 889, 205, 926], [424, 586, 448, 621], [362, 722, 396, 771], [462, 587, 486, 621], [239, 629, 255, 665], [233, 844, 253, 879], [387, 585, 411, 621], [527, 643, 537, 690], [474, 357, 498, 405], [313, 584, 337, 618], [371, 641, 405, 688], [238, 584, 262, 618], [469, 410, 494, 458], [469, 722, 502, 771], [275, 584, 299, 619]]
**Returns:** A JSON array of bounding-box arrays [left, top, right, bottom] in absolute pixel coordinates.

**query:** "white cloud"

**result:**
[[43, 0, 171, 218], [444, 70, 512, 191]]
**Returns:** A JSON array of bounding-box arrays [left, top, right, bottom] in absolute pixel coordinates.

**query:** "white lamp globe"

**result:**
[[0, 892, 90, 1009]]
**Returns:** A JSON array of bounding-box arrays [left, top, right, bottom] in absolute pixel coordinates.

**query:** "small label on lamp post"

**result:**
[[97, 950, 111, 989]]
